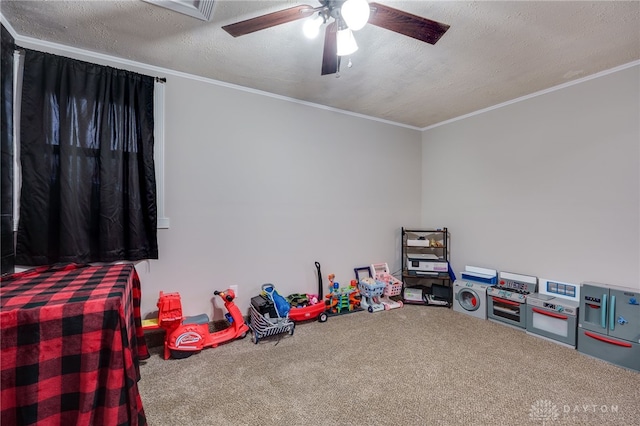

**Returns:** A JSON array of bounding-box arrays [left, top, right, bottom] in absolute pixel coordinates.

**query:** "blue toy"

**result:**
[[261, 283, 291, 318]]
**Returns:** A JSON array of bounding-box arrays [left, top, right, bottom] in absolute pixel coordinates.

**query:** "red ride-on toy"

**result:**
[[143, 289, 249, 359], [287, 262, 329, 323]]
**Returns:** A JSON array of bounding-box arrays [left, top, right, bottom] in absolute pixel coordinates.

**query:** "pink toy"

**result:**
[[371, 263, 404, 310]]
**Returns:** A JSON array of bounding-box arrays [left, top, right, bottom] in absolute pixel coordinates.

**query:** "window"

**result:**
[[12, 51, 169, 233], [15, 49, 162, 265]]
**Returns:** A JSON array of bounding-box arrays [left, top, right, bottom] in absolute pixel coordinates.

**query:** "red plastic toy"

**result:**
[[288, 297, 328, 322], [288, 262, 329, 323], [143, 289, 249, 359]]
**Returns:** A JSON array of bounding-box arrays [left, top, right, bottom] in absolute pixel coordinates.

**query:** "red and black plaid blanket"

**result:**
[[1, 263, 149, 426]]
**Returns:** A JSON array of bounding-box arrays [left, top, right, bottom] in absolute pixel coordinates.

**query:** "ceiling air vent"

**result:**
[[143, 0, 216, 22]]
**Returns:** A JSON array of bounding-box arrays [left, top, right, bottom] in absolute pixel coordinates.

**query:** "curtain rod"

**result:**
[[13, 47, 166, 83]]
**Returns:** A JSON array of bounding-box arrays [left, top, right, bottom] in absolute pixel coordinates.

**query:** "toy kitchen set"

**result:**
[[486, 271, 538, 329], [577, 282, 640, 372], [525, 278, 580, 348]]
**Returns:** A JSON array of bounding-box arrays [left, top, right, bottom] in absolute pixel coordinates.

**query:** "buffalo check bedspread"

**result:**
[[1, 263, 149, 425]]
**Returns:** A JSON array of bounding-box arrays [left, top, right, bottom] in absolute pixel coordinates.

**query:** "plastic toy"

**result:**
[[287, 261, 329, 323], [325, 274, 361, 315], [287, 293, 311, 306], [143, 289, 249, 359], [357, 277, 386, 312], [354, 265, 403, 311], [261, 283, 291, 318], [354, 266, 386, 313], [371, 263, 404, 310], [142, 291, 184, 331]]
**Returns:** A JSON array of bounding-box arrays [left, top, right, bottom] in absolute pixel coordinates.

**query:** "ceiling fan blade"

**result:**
[[321, 22, 338, 76], [222, 5, 316, 37], [367, 2, 450, 45]]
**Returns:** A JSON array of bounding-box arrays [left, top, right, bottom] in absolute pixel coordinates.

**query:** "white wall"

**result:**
[[421, 65, 640, 290], [137, 76, 422, 318]]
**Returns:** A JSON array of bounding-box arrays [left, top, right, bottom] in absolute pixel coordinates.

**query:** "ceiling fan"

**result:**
[[221, 0, 450, 76]]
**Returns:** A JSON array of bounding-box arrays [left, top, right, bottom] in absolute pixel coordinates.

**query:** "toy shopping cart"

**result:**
[[249, 284, 295, 344], [355, 266, 386, 313], [371, 262, 404, 310]]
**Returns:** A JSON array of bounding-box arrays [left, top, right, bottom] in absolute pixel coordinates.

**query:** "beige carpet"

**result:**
[[138, 305, 639, 426]]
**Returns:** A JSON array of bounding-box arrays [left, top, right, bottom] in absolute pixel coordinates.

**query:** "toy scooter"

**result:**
[[143, 289, 249, 359]]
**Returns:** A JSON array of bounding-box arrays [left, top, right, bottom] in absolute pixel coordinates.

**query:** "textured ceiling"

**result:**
[[1, 0, 639, 128]]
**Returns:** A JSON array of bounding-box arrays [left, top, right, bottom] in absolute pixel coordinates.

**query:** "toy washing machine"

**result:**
[[452, 266, 497, 320]]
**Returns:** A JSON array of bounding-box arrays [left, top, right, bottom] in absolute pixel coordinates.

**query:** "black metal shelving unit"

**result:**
[[401, 227, 452, 307]]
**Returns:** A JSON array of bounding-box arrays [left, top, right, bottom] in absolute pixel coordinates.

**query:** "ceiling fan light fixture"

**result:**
[[341, 0, 370, 31], [221, 0, 450, 76], [303, 14, 324, 39], [336, 28, 358, 56]]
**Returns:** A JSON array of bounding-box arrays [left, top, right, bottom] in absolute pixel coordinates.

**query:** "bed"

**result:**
[[1, 263, 149, 425]]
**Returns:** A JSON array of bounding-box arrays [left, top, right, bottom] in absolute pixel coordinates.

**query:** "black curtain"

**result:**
[[17, 49, 158, 265], [1, 25, 15, 275]]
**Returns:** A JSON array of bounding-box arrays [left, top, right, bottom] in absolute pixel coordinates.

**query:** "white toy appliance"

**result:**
[[453, 266, 497, 320], [526, 278, 580, 348], [486, 271, 538, 329]]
